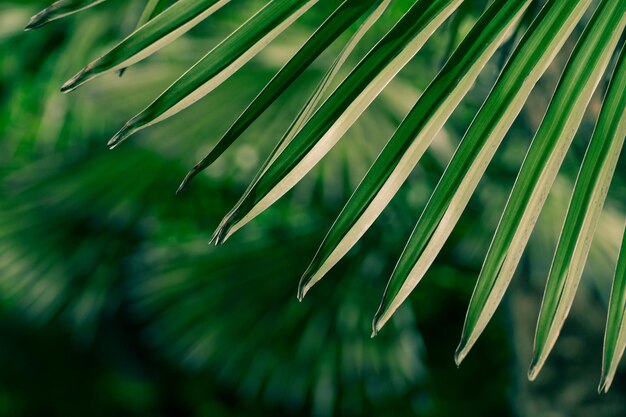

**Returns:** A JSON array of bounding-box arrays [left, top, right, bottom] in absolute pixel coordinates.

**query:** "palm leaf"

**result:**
[[456, 0, 625, 366], [600, 224, 626, 393], [60, 0, 233, 92], [372, 0, 594, 334], [24, 0, 626, 392], [298, 0, 532, 301], [25, 0, 107, 30]]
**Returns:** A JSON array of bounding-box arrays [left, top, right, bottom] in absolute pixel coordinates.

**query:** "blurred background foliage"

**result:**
[[0, 0, 624, 416]]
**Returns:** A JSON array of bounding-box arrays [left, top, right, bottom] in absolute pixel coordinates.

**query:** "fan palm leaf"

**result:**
[[26, 0, 626, 390]]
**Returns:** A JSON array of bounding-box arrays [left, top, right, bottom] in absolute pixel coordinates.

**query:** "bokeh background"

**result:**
[[1, 0, 625, 416]]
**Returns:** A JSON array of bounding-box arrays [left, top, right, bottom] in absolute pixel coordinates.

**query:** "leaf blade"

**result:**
[[600, 223, 626, 393]]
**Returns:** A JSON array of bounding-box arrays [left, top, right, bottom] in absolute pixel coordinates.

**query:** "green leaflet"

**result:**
[[456, 0, 626, 366], [60, 0, 232, 92], [297, 0, 532, 300], [211, 0, 464, 245], [177, 0, 383, 194], [118, 0, 172, 77], [600, 223, 626, 393], [531, 44, 626, 381], [25, 0, 108, 30], [372, 0, 593, 335], [106, 0, 317, 148]]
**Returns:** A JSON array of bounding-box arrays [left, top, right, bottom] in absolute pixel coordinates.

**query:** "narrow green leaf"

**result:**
[[211, 0, 464, 245], [25, 0, 107, 30], [531, 44, 626, 381], [373, 0, 594, 335], [177, 0, 384, 193], [60, 0, 232, 92], [118, 0, 172, 77], [600, 224, 626, 393], [106, 0, 317, 148], [457, 0, 625, 367], [298, 0, 533, 301]]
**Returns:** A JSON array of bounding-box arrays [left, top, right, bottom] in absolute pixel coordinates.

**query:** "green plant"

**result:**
[[26, 0, 625, 392]]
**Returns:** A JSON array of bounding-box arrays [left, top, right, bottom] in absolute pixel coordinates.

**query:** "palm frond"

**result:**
[[24, 0, 626, 390]]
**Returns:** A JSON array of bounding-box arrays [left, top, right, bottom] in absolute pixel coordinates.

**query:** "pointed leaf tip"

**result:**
[[176, 175, 192, 196], [178, 165, 203, 195], [61, 68, 90, 93], [24, 19, 40, 31], [370, 323, 378, 339], [598, 375, 611, 394], [372, 301, 397, 337], [453, 343, 467, 367], [371, 305, 393, 337], [107, 135, 122, 149], [107, 122, 136, 149], [371, 312, 383, 336], [24, 11, 48, 30], [296, 278, 309, 302], [371, 308, 387, 337], [210, 218, 233, 246], [527, 356, 542, 381]]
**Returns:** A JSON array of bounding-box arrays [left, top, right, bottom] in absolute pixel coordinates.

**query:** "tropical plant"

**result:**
[[24, 0, 626, 393]]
